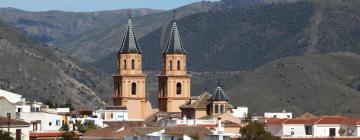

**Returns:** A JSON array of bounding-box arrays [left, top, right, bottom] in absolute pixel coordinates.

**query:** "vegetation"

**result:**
[[0, 130, 13, 140], [74, 120, 97, 133], [240, 114, 280, 140]]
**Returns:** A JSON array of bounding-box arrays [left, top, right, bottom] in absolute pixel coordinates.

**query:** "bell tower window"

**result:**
[[170, 61, 173, 70], [220, 105, 224, 113], [177, 60, 181, 70], [131, 82, 137, 95], [131, 59, 135, 69], [215, 105, 219, 114], [124, 60, 127, 69], [176, 82, 182, 95]]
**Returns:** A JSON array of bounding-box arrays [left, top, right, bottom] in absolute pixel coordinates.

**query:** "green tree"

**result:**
[[239, 114, 280, 140], [60, 131, 79, 140], [0, 130, 13, 140], [59, 124, 70, 132], [83, 121, 98, 132]]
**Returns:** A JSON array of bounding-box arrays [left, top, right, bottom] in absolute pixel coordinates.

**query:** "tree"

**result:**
[[59, 124, 70, 132], [338, 128, 345, 136], [239, 114, 280, 140], [60, 131, 79, 140], [0, 130, 14, 140]]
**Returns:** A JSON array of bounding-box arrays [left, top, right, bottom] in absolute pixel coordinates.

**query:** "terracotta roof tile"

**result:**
[[0, 116, 30, 126]]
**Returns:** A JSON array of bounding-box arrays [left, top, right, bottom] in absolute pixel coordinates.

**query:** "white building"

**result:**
[[266, 116, 360, 138], [0, 89, 23, 103], [19, 112, 68, 131], [231, 106, 248, 119], [0, 116, 30, 140], [264, 110, 292, 119]]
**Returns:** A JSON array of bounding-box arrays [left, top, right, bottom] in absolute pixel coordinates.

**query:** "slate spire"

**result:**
[[163, 10, 186, 54], [209, 86, 230, 101], [119, 11, 142, 54]]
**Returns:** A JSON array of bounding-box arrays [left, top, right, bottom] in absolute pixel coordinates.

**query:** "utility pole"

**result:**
[[7, 113, 11, 133]]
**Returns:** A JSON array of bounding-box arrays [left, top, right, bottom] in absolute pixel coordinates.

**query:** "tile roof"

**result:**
[[180, 92, 211, 109], [222, 120, 241, 127], [103, 121, 144, 127], [209, 87, 230, 101], [266, 116, 360, 125], [163, 21, 186, 54], [144, 112, 181, 127], [119, 18, 141, 54], [83, 126, 163, 138], [296, 112, 317, 119], [164, 126, 213, 139], [0, 116, 30, 126]]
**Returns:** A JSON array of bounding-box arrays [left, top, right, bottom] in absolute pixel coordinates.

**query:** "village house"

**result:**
[[266, 115, 360, 138]]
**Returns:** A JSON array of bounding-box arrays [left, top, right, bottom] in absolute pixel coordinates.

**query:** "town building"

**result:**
[[264, 110, 293, 119], [0, 116, 30, 140], [158, 18, 191, 113], [266, 115, 360, 138], [112, 16, 153, 120]]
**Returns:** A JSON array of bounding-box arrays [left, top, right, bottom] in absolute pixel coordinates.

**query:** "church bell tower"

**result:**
[[113, 14, 152, 119], [158, 12, 191, 112]]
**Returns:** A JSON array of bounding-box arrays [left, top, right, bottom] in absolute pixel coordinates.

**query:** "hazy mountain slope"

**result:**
[[0, 8, 162, 43], [92, 0, 360, 73], [0, 21, 113, 108], [92, 1, 314, 72], [223, 53, 360, 116], [56, 1, 215, 62]]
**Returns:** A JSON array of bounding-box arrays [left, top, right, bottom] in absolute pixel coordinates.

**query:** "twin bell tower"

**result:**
[[113, 11, 191, 119]]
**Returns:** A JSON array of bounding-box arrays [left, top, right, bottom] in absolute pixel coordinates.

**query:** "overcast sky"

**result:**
[[0, 0, 220, 12]]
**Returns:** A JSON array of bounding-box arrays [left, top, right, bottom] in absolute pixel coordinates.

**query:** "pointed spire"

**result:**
[[119, 9, 141, 54], [163, 10, 186, 55], [210, 86, 230, 101]]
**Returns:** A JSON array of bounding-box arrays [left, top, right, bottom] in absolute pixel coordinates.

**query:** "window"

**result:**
[[56, 120, 61, 126], [273, 115, 277, 118], [305, 125, 312, 135], [124, 60, 127, 69], [215, 105, 219, 114], [170, 61, 173, 70], [131, 59, 135, 69], [329, 128, 336, 137], [17, 108, 22, 112], [176, 83, 182, 95], [220, 105, 224, 113], [291, 128, 294, 135], [131, 82, 137, 95], [177, 60, 181, 70], [49, 122, 52, 126]]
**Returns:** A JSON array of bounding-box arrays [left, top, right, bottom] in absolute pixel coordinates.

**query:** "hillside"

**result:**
[[219, 53, 360, 116], [0, 21, 113, 108], [91, 0, 360, 73]]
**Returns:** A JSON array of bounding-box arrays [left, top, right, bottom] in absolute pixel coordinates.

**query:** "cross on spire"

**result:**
[[173, 10, 176, 22], [127, 9, 132, 19]]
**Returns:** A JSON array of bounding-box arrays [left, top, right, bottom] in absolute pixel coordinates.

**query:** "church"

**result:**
[[112, 14, 235, 120]]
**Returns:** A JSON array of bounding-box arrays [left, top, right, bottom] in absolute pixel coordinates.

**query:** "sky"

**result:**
[[0, 0, 220, 12]]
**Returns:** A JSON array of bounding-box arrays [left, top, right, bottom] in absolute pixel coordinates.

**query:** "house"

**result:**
[[265, 116, 360, 138], [0, 116, 30, 140], [264, 110, 293, 119], [0, 89, 23, 103], [0, 96, 16, 118]]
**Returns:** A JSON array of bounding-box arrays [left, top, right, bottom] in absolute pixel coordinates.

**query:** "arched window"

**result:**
[[131, 82, 136, 95], [177, 60, 181, 70], [124, 60, 127, 69], [176, 82, 182, 95], [170, 61, 173, 70], [220, 105, 224, 113], [215, 105, 219, 114], [131, 59, 135, 69]]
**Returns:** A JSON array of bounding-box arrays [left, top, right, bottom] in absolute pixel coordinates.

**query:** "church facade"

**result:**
[[112, 16, 191, 119]]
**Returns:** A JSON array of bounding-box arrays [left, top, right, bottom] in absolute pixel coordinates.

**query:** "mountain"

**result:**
[[225, 53, 360, 116], [0, 21, 113, 108], [91, 0, 360, 73]]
